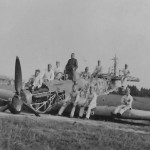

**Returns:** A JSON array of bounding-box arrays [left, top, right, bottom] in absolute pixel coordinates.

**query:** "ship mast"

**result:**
[[112, 55, 118, 76]]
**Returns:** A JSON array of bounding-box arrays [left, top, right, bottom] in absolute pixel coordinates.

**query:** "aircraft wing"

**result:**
[[111, 76, 140, 82], [0, 89, 15, 103]]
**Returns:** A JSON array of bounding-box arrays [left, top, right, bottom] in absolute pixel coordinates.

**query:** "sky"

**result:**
[[0, 0, 150, 89]]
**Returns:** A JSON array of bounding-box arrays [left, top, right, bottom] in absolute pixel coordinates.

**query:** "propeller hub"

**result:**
[[9, 95, 23, 114]]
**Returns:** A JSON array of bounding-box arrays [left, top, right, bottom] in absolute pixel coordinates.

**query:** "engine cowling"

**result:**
[[20, 90, 32, 104]]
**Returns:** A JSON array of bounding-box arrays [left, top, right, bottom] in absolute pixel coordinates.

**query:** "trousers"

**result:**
[[79, 104, 96, 119], [58, 101, 77, 117], [114, 105, 131, 115]]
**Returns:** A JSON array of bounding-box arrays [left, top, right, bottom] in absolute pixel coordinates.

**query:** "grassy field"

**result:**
[[0, 83, 150, 150], [97, 94, 150, 111], [0, 113, 150, 150]]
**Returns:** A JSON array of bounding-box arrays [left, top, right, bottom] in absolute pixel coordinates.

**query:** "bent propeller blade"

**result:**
[[23, 102, 40, 117], [15, 56, 22, 94], [0, 105, 9, 112]]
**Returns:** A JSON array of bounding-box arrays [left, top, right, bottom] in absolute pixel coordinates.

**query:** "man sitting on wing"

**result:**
[[121, 64, 130, 89], [113, 87, 133, 117], [78, 84, 97, 119], [54, 61, 63, 80], [43, 64, 54, 82], [58, 83, 80, 118], [92, 60, 103, 77], [26, 69, 49, 93], [77, 87, 89, 118], [80, 67, 91, 80]]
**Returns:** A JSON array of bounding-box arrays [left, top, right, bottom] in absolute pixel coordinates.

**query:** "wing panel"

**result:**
[[0, 89, 14, 100]]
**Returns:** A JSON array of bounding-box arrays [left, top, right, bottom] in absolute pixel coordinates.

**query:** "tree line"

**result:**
[[127, 85, 150, 98], [112, 85, 150, 97]]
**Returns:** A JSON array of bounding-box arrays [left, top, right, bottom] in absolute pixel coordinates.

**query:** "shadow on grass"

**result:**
[[49, 103, 150, 127], [91, 116, 150, 126]]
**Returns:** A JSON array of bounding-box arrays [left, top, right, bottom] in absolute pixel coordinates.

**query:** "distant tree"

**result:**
[[127, 86, 150, 98], [110, 84, 150, 98]]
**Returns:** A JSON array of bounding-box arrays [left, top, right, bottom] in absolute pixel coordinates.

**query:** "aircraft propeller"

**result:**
[[0, 56, 40, 116], [15, 56, 22, 95]]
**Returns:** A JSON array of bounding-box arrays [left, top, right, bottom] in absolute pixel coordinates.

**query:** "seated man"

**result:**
[[58, 84, 79, 118], [113, 87, 133, 117], [54, 61, 64, 80], [43, 64, 54, 82], [121, 64, 130, 89], [80, 67, 91, 80], [26, 69, 49, 93], [65, 53, 78, 80], [78, 84, 97, 119], [92, 60, 103, 77], [77, 87, 88, 118]]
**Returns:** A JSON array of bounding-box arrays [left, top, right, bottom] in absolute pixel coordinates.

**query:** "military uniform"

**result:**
[[114, 94, 133, 115], [81, 71, 91, 80], [65, 58, 78, 80], [79, 92, 97, 119], [58, 90, 79, 117]]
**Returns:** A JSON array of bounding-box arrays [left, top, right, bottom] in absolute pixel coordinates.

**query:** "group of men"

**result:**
[[26, 53, 77, 91], [25, 52, 133, 119], [58, 83, 97, 119], [26, 53, 104, 91], [57, 78, 133, 119], [58, 83, 133, 119], [26, 61, 63, 93], [64, 53, 103, 81]]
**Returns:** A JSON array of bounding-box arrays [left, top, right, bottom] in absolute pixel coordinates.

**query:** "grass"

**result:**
[[0, 114, 150, 150], [97, 94, 150, 111], [0, 83, 150, 150]]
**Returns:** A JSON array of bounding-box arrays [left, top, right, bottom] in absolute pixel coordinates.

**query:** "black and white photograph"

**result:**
[[0, 0, 150, 150]]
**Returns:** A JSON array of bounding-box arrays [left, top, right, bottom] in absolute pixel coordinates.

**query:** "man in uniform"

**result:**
[[65, 53, 78, 80], [58, 84, 80, 118], [80, 67, 91, 80], [54, 61, 63, 80], [92, 60, 103, 77], [113, 87, 133, 117], [121, 64, 130, 89], [43, 64, 54, 82], [79, 84, 97, 119], [26, 69, 49, 93]]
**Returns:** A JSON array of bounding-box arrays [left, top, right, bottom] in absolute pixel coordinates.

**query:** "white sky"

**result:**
[[0, 0, 150, 88]]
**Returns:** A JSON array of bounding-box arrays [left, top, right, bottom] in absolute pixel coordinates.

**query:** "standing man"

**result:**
[[65, 53, 78, 80], [92, 60, 103, 77], [113, 87, 133, 117], [43, 64, 54, 82], [121, 64, 130, 89]]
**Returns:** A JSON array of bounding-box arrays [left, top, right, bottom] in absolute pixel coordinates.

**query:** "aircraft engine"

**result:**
[[21, 90, 32, 104]]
